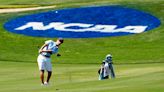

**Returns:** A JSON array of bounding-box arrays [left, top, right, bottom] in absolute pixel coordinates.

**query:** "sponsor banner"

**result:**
[[4, 6, 161, 38]]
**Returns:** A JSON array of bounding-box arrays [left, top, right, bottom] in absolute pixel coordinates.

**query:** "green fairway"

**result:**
[[0, 0, 164, 92], [0, 61, 164, 92]]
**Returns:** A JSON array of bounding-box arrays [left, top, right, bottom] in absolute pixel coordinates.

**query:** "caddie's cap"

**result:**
[[106, 54, 112, 58]]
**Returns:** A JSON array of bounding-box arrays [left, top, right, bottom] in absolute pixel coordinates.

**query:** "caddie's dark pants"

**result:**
[[103, 76, 109, 79], [109, 64, 115, 78]]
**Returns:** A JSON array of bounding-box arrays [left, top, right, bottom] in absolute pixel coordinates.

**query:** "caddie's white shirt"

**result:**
[[104, 62, 110, 77]]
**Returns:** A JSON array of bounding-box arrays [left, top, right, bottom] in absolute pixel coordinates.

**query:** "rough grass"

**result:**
[[0, 2, 164, 63], [0, 0, 164, 64], [0, 5, 41, 9]]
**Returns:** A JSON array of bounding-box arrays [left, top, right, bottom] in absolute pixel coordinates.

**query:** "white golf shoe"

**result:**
[[44, 82, 49, 86]]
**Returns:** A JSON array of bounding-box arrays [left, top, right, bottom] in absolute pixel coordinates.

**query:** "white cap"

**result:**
[[106, 54, 112, 59]]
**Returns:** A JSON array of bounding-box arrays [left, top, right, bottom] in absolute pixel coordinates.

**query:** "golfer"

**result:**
[[37, 38, 64, 85]]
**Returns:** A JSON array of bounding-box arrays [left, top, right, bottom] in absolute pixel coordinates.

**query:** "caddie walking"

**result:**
[[98, 54, 115, 80], [105, 54, 115, 78]]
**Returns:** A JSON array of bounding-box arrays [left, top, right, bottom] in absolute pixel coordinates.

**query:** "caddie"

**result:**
[[98, 54, 115, 80], [105, 54, 115, 78]]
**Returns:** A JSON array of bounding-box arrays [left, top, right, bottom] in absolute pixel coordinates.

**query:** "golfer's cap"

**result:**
[[58, 37, 64, 43]]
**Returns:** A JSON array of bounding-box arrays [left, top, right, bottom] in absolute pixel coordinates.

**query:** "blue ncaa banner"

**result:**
[[4, 6, 161, 38]]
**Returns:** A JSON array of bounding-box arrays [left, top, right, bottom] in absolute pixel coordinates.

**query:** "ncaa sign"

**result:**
[[4, 6, 160, 38]]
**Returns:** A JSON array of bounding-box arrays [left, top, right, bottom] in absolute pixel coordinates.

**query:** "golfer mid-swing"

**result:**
[[37, 38, 64, 85]]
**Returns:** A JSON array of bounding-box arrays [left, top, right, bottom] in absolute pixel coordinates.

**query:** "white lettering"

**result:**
[[15, 22, 148, 33], [15, 22, 63, 30]]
